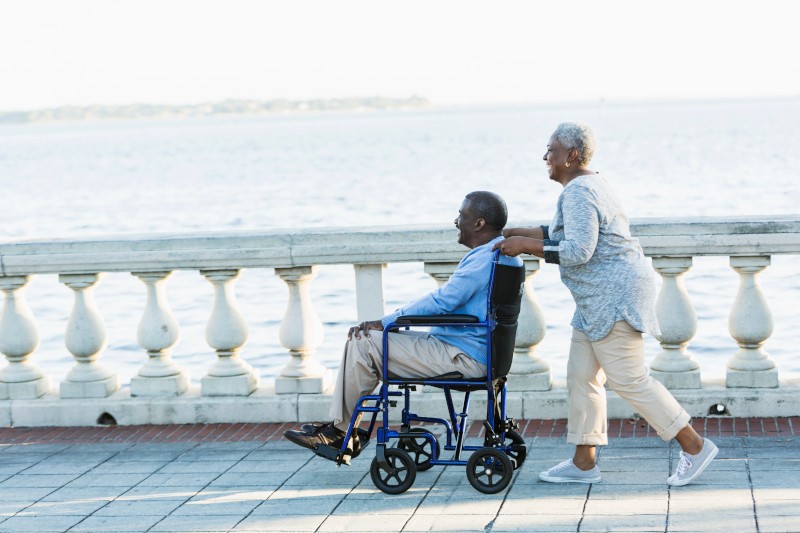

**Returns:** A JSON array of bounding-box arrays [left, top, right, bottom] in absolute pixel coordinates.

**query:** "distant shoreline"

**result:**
[[2, 94, 797, 126], [0, 96, 432, 125]]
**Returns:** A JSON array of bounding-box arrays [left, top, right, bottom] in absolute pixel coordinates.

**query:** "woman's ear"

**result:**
[[567, 148, 578, 165]]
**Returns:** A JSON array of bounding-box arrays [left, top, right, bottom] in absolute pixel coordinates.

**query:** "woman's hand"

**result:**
[[347, 320, 384, 340], [493, 236, 532, 257]]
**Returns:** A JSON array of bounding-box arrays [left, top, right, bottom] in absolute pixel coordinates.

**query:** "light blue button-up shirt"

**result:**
[[381, 236, 522, 366]]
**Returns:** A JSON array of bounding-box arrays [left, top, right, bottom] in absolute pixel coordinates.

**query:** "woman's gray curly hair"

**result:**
[[552, 122, 596, 165]]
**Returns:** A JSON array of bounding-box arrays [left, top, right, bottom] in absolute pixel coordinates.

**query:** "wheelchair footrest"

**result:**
[[312, 428, 371, 467], [313, 444, 348, 465]]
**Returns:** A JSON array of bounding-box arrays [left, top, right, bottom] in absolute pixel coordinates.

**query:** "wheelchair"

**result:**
[[314, 250, 527, 494]]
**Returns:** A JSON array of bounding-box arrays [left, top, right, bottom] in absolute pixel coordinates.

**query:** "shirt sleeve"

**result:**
[[381, 249, 487, 327], [540, 225, 549, 239], [543, 185, 600, 267]]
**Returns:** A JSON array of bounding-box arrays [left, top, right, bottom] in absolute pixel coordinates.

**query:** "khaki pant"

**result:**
[[567, 320, 690, 445], [329, 330, 487, 431]]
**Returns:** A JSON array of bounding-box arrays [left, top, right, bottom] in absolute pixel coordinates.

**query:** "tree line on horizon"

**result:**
[[0, 96, 432, 124]]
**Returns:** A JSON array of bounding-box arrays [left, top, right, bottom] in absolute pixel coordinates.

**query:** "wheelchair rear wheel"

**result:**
[[503, 430, 527, 470], [370, 448, 417, 494], [395, 428, 437, 471], [466, 448, 513, 494]]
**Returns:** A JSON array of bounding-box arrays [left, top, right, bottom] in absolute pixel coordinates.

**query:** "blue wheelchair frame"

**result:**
[[324, 250, 526, 494]]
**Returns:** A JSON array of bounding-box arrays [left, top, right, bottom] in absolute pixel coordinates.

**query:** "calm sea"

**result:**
[[1, 98, 799, 386]]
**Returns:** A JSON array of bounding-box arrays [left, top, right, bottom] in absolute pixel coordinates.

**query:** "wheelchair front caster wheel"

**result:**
[[466, 448, 513, 494], [396, 428, 437, 471], [370, 448, 417, 494]]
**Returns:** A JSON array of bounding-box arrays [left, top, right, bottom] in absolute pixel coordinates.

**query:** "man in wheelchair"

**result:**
[[285, 191, 523, 462]]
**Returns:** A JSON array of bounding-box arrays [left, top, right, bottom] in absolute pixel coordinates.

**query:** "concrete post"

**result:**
[[354, 264, 385, 321], [130, 271, 189, 396], [275, 266, 331, 394], [59, 273, 119, 398], [200, 269, 258, 396], [650, 257, 701, 389], [507, 259, 550, 391], [727, 256, 778, 388], [0, 275, 51, 399], [420, 262, 459, 393]]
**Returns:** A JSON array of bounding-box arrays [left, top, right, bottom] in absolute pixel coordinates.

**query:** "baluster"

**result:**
[[130, 271, 189, 396], [650, 257, 701, 389], [424, 262, 459, 286], [275, 266, 331, 394], [420, 263, 460, 391], [200, 269, 258, 396], [726, 256, 778, 388], [354, 264, 386, 321], [508, 259, 550, 391], [59, 273, 119, 398], [0, 276, 51, 399], [422, 261, 485, 393]]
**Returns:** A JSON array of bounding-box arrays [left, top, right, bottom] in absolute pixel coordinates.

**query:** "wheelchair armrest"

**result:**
[[395, 314, 480, 325]]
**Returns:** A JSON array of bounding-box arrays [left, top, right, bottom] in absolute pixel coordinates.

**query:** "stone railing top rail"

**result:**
[[1, 215, 799, 276]]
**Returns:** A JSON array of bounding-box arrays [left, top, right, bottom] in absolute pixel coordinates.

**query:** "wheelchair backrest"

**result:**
[[488, 256, 526, 378]]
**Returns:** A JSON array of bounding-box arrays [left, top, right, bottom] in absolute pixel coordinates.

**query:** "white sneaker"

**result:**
[[539, 458, 601, 484], [668, 438, 719, 487]]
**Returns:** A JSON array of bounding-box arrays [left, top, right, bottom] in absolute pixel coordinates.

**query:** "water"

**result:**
[[1, 98, 799, 387]]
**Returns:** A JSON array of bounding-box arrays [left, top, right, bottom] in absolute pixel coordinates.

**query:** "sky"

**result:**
[[1, 0, 799, 111]]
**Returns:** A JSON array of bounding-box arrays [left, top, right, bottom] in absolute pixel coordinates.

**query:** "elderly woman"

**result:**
[[494, 122, 717, 486]]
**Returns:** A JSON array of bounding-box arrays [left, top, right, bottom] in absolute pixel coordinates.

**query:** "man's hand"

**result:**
[[492, 236, 530, 257], [348, 320, 384, 340]]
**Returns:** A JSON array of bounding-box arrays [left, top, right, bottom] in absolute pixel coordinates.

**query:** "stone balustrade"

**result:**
[[0, 216, 799, 426]]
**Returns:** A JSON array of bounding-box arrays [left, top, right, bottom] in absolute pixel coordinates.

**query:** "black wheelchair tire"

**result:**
[[395, 428, 437, 471], [370, 448, 417, 494], [466, 448, 513, 494], [504, 430, 527, 470]]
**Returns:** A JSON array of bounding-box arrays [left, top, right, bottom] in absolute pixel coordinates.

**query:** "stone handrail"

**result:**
[[3, 216, 799, 275], [1, 215, 799, 426]]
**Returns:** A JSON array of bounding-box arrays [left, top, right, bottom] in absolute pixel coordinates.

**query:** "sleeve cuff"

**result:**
[[543, 239, 560, 264], [540, 225, 549, 240]]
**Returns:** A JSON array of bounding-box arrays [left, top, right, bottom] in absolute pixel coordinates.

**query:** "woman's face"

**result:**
[[543, 134, 570, 182]]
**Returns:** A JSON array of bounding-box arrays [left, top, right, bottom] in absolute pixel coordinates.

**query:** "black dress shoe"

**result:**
[[285, 422, 348, 450], [285, 423, 363, 457], [300, 422, 329, 433]]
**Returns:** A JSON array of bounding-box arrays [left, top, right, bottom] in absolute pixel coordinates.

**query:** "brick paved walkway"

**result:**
[[1, 417, 797, 445]]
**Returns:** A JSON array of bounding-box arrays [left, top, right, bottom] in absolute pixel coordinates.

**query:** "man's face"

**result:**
[[454, 198, 477, 246]]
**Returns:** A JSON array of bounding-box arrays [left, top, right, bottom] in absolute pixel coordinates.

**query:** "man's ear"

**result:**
[[474, 218, 486, 231]]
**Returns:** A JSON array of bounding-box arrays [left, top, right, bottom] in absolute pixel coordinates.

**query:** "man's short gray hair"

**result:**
[[465, 191, 508, 230], [552, 122, 596, 165]]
